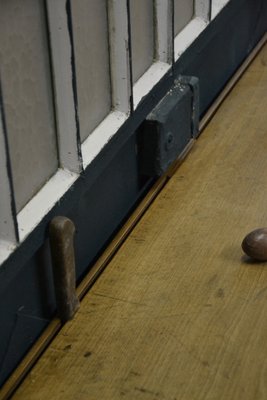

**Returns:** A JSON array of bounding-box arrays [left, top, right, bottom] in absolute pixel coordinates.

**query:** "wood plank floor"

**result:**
[[12, 44, 267, 400]]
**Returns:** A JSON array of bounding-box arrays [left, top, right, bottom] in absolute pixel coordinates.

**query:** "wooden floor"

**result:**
[[12, 44, 267, 400]]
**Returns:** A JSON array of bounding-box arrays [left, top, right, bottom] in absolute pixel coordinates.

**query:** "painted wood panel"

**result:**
[[46, 0, 83, 174], [0, 84, 18, 246], [129, 0, 155, 83], [71, 0, 111, 142], [0, 0, 58, 212], [174, 0, 195, 36]]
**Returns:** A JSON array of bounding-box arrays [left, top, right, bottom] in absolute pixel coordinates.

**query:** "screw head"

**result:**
[[165, 132, 174, 151]]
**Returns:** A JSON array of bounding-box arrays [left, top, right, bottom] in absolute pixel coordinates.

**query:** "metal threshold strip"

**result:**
[[1, 32, 267, 400]]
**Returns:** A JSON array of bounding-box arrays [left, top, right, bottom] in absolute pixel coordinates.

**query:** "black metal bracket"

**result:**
[[138, 75, 199, 177]]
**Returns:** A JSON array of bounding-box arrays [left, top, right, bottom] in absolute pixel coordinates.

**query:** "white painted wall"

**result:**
[[174, 0, 194, 36], [129, 0, 155, 83], [71, 0, 111, 142], [0, 0, 231, 265], [0, 0, 58, 212]]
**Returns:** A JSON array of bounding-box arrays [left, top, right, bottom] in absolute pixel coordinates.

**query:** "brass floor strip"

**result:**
[[1, 33, 266, 400]]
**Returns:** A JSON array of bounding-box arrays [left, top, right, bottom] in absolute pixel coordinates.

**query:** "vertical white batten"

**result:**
[[195, 0, 212, 22], [0, 92, 18, 246], [108, 0, 132, 114], [46, 0, 82, 173], [155, 0, 173, 64]]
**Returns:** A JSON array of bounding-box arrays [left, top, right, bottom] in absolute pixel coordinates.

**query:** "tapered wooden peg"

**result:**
[[49, 216, 80, 323]]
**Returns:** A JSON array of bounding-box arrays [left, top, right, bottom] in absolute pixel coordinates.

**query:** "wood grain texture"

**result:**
[[12, 44, 267, 400]]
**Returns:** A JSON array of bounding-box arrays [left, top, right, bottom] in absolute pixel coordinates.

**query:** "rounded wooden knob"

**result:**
[[242, 228, 267, 261]]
